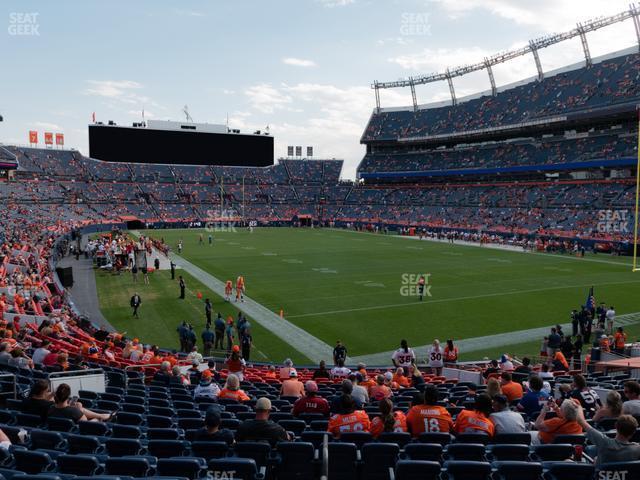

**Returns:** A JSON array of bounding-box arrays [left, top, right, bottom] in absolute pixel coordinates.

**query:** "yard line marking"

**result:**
[[286, 279, 640, 319]]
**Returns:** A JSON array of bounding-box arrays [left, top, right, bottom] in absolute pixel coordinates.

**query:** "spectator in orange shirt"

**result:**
[[370, 398, 407, 438], [453, 393, 495, 437], [281, 369, 305, 398], [392, 367, 411, 388], [533, 398, 583, 444], [369, 374, 393, 401], [552, 351, 569, 371], [500, 372, 523, 402], [443, 339, 459, 365], [263, 365, 277, 379], [406, 385, 453, 437], [614, 327, 627, 355], [218, 373, 251, 402], [327, 394, 371, 438]]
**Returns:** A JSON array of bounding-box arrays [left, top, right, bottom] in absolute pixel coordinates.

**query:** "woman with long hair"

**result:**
[[370, 398, 407, 438], [486, 377, 502, 398], [444, 339, 459, 366]]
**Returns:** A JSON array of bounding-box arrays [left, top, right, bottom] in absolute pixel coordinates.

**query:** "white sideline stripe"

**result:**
[[168, 254, 336, 364], [286, 279, 640, 319], [352, 311, 640, 365], [326, 228, 634, 268]]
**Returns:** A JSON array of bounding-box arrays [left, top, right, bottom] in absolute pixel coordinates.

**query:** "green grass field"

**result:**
[[94, 227, 640, 363]]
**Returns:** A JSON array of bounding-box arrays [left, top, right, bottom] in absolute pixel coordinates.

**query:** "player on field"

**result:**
[[235, 275, 245, 302], [199, 233, 203, 245], [224, 280, 233, 302], [391, 339, 416, 373], [406, 385, 453, 437], [417, 275, 426, 301], [327, 394, 371, 438], [177, 239, 183, 254]]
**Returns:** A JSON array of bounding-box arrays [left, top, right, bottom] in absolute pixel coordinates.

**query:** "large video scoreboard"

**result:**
[[89, 120, 273, 167]]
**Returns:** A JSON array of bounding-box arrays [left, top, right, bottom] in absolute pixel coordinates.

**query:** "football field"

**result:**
[[98, 227, 639, 362]]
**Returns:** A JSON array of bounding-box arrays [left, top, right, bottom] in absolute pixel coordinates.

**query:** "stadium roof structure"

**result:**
[[372, 5, 640, 110]]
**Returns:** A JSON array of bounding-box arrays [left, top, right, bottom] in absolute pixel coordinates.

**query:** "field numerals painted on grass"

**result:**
[[312, 267, 338, 274]]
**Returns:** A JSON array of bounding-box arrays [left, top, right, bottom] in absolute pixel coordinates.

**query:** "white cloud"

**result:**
[[316, 0, 354, 7], [222, 89, 236, 95], [377, 37, 414, 46], [245, 84, 293, 113], [126, 109, 155, 119], [173, 8, 205, 17], [282, 57, 318, 68], [33, 121, 62, 131], [84, 80, 143, 99]]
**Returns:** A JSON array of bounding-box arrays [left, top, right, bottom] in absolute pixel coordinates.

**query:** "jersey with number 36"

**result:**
[[391, 348, 416, 367]]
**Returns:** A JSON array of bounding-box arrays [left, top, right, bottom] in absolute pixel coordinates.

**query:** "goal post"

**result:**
[[634, 113, 640, 272]]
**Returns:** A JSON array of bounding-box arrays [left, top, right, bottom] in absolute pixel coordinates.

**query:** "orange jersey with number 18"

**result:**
[[405, 405, 453, 437]]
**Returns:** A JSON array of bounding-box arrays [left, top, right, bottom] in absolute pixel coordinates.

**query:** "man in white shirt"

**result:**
[[606, 306, 616, 335], [490, 394, 526, 434], [330, 359, 351, 379], [32, 340, 51, 365], [622, 380, 640, 416]]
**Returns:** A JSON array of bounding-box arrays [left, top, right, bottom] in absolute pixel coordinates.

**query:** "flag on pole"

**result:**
[[585, 286, 595, 311]]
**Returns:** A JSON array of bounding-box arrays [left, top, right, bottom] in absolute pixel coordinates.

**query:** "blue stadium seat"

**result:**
[[67, 434, 104, 454], [78, 420, 109, 437], [15, 413, 42, 428], [455, 433, 490, 444], [339, 431, 373, 449], [378, 432, 411, 447], [45, 417, 75, 432], [309, 420, 328, 431], [300, 431, 332, 449], [394, 460, 441, 480], [147, 428, 182, 440], [156, 458, 205, 480], [492, 433, 531, 445], [190, 441, 230, 459], [552, 434, 585, 445], [596, 461, 640, 477], [274, 442, 315, 480], [29, 430, 67, 451], [147, 415, 175, 428], [360, 443, 400, 480], [208, 458, 260, 480], [13, 450, 55, 475], [278, 419, 306, 436], [403, 443, 442, 462], [120, 403, 146, 414], [542, 462, 595, 480], [178, 418, 205, 430], [147, 439, 190, 458], [444, 443, 486, 462], [111, 423, 142, 439], [233, 441, 271, 476], [443, 460, 492, 480], [485, 444, 530, 461], [105, 438, 144, 456], [105, 457, 152, 477], [114, 412, 144, 426], [530, 444, 573, 462], [55, 454, 103, 476], [418, 432, 453, 445], [492, 461, 542, 480], [327, 442, 357, 480]]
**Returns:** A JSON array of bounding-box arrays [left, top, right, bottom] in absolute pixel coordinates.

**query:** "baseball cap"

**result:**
[[232, 345, 240, 353], [305, 380, 318, 393], [384, 371, 393, 381], [289, 369, 298, 377], [255, 397, 272, 411], [201, 370, 213, 381]]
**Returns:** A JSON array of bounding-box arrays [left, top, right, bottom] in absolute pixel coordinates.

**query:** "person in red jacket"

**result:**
[[292, 381, 330, 417]]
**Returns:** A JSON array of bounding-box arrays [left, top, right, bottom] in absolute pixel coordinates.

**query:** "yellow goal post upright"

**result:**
[[634, 108, 640, 272]]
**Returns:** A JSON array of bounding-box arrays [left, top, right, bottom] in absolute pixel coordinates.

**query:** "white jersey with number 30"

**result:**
[[427, 347, 444, 368], [391, 348, 416, 367]]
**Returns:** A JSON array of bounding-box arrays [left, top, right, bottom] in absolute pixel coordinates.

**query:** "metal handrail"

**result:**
[[320, 432, 329, 480]]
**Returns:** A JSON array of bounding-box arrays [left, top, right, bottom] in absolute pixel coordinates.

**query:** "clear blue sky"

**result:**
[[0, 0, 637, 178]]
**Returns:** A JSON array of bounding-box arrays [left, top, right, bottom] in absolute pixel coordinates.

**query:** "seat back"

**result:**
[[493, 461, 542, 480], [157, 458, 204, 480], [208, 458, 258, 480], [360, 443, 400, 480], [56, 454, 102, 476], [147, 439, 189, 458], [233, 441, 272, 469], [276, 442, 315, 480], [105, 438, 143, 457], [327, 442, 357, 480], [13, 450, 54, 474], [444, 460, 492, 480], [395, 460, 440, 480], [105, 457, 151, 477], [403, 443, 442, 462], [445, 443, 486, 462], [190, 441, 230, 460]]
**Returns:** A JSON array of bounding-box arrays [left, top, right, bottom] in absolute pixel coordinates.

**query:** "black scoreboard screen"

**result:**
[[89, 125, 274, 167]]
